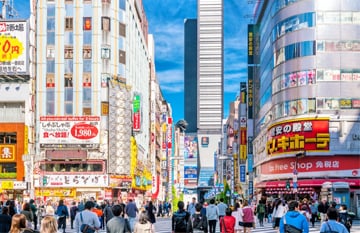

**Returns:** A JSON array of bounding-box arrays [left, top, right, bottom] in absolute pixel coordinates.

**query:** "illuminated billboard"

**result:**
[[0, 21, 28, 75], [267, 118, 330, 155]]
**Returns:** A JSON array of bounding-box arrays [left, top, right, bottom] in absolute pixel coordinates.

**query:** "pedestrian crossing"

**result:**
[[54, 218, 326, 233]]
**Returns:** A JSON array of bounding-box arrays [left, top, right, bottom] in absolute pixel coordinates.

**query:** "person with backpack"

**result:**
[[191, 203, 208, 233], [256, 200, 266, 227], [279, 200, 309, 233], [172, 201, 192, 233], [338, 204, 352, 233], [320, 207, 348, 233]]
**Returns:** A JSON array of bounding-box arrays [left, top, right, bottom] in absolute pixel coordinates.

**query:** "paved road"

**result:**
[[49, 217, 360, 233]]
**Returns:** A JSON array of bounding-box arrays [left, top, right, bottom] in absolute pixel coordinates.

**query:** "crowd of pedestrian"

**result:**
[[170, 197, 353, 233]]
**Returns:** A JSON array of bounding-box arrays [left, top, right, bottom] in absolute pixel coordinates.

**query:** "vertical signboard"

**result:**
[[133, 94, 141, 131], [0, 21, 29, 75]]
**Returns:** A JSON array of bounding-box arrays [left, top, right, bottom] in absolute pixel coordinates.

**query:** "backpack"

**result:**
[[339, 213, 352, 229], [258, 204, 265, 214], [174, 211, 188, 232], [320, 222, 339, 233], [192, 213, 204, 230], [283, 216, 302, 233]]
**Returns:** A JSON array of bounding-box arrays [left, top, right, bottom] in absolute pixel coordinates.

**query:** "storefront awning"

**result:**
[[256, 179, 360, 188]]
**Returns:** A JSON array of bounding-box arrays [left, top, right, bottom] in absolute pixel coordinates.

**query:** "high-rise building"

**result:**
[[250, 0, 360, 211], [34, 0, 152, 201], [196, 0, 224, 199], [184, 18, 198, 134]]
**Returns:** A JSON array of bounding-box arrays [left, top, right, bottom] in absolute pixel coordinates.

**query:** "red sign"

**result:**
[[133, 112, 140, 131], [267, 118, 329, 155], [261, 156, 359, 175], [71, 123, 98, 140]]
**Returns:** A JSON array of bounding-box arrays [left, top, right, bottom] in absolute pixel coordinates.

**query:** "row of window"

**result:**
[[272, 69, 360, 94], [317, 41, 360, 52], [47, 47, 122, 61], [274, 41, 315, 67], [267, 97, 360, 123]]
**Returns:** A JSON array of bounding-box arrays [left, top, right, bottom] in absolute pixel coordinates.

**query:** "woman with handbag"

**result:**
[[55, 200, 69, 233]]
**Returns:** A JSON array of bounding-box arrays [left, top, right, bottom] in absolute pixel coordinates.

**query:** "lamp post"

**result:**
[[293, 151, 306, 201]]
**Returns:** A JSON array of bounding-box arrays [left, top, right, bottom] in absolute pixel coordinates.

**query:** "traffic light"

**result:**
[[286, 180, 290, 190]]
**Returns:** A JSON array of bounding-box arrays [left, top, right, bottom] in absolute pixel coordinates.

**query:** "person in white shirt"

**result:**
[[272, 199, 286, 230], [232, 202, 243, 233]]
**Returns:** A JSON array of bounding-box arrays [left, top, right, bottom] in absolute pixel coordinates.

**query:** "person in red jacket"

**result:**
[[220, 208, 236, 233]]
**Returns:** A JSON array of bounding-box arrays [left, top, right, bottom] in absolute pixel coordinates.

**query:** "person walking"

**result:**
[[74, 201, 100, 233], [188, 197, 197, 216], [272, 199, 286, 230], [70, 201, 78, 229], [0, 206, 12, 233], [309, 201, 317, 228], [279, 200, 309, 233], [318, 198, 329, 225], [172, 201, 192, 233], [106, 204, 131, 233], [231, 202, 243, 233], [320, 207, 348, 233], [45, 200, 55, 216], [266, 201, 273, 223], [40, 215, 58, 233], [242, 200, 255, 233], [220, 208, 235, 233], [103, 200, 114, 225], [206, 199, 219, 233], [256, 200, 266, 227], [338, 204, 352, 233], [191, 203, 208, 233], [55, 200, 69, 233], [146, 201, 156, 225], [20, 203, 33, 229], [134, 211, 155, 233], [29, 199, 38, 231], [125, 198, 139, 232], [9, 214, 34, 233]]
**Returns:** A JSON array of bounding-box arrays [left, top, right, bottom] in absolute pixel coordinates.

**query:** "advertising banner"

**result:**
[[0, 145, 15, 161], [267, 118, 329, 155], [184, 136, 198, 160], [0, 21, 28, 75], [133, 94, 141, 131], [184, 166, 197, 179], [36, 174, 108, 187], [39, 116, 100, 145]]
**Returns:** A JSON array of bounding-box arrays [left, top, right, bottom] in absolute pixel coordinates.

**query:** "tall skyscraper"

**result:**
[[184, 18, 198, 133], [250, 1, 360, 203], [197, 0, 224, 198]]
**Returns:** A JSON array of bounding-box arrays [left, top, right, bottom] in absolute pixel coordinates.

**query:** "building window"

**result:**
[[83, 17, 92, 30], [83, 73, 91, 87], [83, 107, 91, 115], [46, 89, 55, 115], [46, 74, 55, 88], [102, 0, 111, 3], [119, 22, 126, 37], [83, 47, 92, 59], [119, 50, 126, 64], [65, 75, 73, 87], [101, 48, 110, 59], [47, 46, 55, 59], [65, 17, 73, 31], [64, 59, 73, 74], [64, 47, 73, 59], [83, 31, 92, 45], [65, 75, 73, 115], [0, 132, 17, 144], [102, 17, 110, 31], [46, 60, 55, 73]]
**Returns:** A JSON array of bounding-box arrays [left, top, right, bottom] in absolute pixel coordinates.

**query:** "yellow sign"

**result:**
[[24, 126, 28, 155], [0, 145, 15, 161], [1, 181, 14, 189], [0, 35, 24, 62], [35, 188, 76, 197]]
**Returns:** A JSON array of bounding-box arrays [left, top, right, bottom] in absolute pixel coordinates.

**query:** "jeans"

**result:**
[[128, 216, 136, 232], [208, 219, 217, 233]]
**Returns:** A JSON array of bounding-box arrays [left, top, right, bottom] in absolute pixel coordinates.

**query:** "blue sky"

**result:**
[[14, 0, 252, 122]]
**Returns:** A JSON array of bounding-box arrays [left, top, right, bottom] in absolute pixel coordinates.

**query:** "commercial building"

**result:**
[[196, 0, 224, 200], [249, 0, 360, 216], [33, 0, 156, 203]]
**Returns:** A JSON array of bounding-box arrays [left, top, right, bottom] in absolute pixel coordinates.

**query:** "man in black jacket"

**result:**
[[317, 198, 329, 224]]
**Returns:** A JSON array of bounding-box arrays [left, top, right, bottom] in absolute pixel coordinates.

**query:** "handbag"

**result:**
[[80, 213, 96, 233], [283, 216, 302, 233]]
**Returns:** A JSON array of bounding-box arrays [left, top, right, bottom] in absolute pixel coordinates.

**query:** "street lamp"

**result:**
[[293, 151, 306, 201]]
